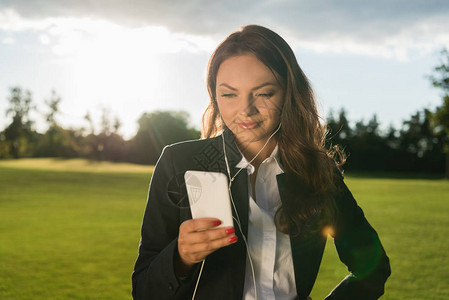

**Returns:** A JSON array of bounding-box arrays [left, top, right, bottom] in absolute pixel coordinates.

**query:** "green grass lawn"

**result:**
[[311, 174, 449, 300], [0, 159, 448, 299]]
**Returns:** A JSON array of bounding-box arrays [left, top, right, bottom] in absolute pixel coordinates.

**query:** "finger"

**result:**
[[183, 237, 238, 263], [178, 233, 238, 264], [188, 233, 238, 255], [182, 226, 235, 244], [181, 218, 223, 233]]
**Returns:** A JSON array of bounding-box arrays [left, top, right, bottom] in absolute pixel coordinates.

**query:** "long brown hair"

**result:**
[[202, 25, 345, 234]]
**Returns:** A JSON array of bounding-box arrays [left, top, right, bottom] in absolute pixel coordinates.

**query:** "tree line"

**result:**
[[0, 88, 200, 165], [1, 49, 448, 177], [326, 108, 445, 174]]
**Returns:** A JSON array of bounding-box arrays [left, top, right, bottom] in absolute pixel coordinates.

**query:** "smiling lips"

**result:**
[[237, 121, 261, 129]]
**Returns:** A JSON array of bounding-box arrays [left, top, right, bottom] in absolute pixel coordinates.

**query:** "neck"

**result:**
[[236, 137, 277, 169]]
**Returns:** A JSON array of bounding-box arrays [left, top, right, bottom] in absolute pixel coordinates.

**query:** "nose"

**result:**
[[240, 93, 258, 116]]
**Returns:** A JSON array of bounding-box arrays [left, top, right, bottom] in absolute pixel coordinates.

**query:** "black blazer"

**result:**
[[132, 130, 391, 300]]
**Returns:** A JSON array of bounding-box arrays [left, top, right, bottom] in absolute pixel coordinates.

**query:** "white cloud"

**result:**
[[1, 35, 13, 44], [0, 8, 216, 58], [288, 17, 449, 61], [39, 34, 50, 45], [1, 1, 449, 60], [0, 8, 48, 31]]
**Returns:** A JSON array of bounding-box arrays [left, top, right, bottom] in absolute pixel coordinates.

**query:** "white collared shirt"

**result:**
[[238, 146, 297, 300]]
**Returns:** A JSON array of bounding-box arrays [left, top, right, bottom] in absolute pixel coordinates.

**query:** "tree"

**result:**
[[45, 90, 61, 127], [127, 110, 200, 164], [79, 108, 126, 161], [3, 87, 36, 158], [429, 48, 449, 178], [326, 108, 352, 143], [97, 108, 126, 162], [394, 109, 444, 173], [84, 111, 95, 135], [348, 115, 392, 171], [39, 90, 61, 156], [36, 91, 80, 158]]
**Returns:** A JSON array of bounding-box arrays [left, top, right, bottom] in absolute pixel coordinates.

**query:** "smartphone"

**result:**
[[184, 170, 234, 228]]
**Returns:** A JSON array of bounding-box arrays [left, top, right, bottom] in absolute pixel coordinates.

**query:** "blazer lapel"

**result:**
[[221, 129, 249, 237], [277, 173, 327, 300], [216, 130, 250, 298]]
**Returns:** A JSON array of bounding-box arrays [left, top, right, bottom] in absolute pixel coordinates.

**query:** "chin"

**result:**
[[235, 130, 270, 144]]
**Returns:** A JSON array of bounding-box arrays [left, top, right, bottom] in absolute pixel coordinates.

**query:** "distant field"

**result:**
[[0, 159, 448, 299], [0, 158, 154, 173]]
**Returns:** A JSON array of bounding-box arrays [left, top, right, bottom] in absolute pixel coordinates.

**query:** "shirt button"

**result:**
[[168, 283, 174, 291]]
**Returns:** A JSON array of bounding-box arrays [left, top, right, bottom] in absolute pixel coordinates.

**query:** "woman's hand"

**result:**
[[176, 218, 237, 274]]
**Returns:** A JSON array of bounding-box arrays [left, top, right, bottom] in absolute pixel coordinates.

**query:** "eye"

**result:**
[[221, 93, 237, 98], [256, 92, 273, 99]]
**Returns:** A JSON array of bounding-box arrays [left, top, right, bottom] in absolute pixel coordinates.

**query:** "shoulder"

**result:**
[[164, 136, 220, 154], [158, 135, 225, 173]]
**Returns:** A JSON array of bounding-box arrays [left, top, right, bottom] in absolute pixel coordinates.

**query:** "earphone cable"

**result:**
[[221, 123, 281, 300], [192, 123, 281, 300], [191, 259, 205, 300], [228, 123, 281, 183]]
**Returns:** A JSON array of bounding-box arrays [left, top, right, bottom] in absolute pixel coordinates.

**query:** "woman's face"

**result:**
[[215, 54, 284, 146]]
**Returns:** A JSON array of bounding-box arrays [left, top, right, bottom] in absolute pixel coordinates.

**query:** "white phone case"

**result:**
[[184, 170, 233, 228]]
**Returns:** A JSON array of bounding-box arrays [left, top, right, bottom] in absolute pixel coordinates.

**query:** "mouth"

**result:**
[[236, 121, 261, 129]]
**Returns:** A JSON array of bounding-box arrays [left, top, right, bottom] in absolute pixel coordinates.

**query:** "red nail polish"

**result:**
[[226, 228, 235, 234], [229, 236, 237, 243], [213, 220, 222, 227]]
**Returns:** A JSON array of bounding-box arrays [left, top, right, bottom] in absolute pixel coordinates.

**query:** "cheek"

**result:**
[[217, 101, 236, 122], [262, 98, 284, 118], [273, 95, 285, 112]]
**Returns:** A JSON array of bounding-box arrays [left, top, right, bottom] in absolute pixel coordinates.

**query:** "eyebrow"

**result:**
[[218, 82, 277, 91]]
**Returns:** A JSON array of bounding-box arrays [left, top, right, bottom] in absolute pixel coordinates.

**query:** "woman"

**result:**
[[132, 25, 391, 300]]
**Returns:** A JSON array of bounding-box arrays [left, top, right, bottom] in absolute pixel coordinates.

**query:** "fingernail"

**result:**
[[213, 220, 222, 227], [225, 228, 235, 234], [229, 236, 237, 243]]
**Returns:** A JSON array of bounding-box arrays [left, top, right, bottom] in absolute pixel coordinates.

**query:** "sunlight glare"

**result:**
[[322, 225, 335, 237], [38, 17, 214, 120]]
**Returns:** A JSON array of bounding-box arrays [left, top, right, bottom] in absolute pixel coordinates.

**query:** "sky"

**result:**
[[1, 0, 449, 139]]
